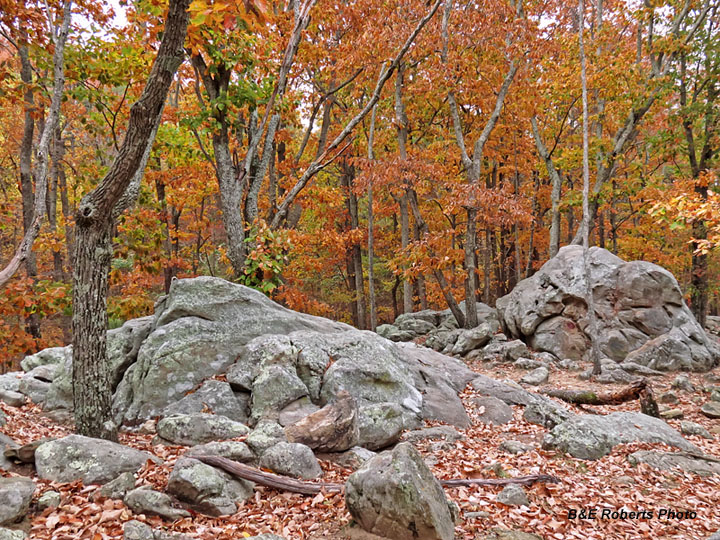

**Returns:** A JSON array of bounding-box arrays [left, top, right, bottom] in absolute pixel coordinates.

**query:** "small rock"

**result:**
[[124, 487, 191, 521], [246, 420, 286, 455], [156, 413, 250, 446], [558, 359, 580, 371], [123, 521, 154, 540], [499, 440, 533, 455], [0, 476, 35, 525], [138, 420, 156, 435], [278, 397, 320, 427], [0, 390, 26, 408], [612, 475, 635, 486], [680, 421, 713, 439], [0, 529, 26, 540], [98, 472, 136, 500], [401, 426, 464, 444], [259, 442, 322, 479], [659, 392, 679, 404], [711, 389, 720, 403], [474, 396, 514, 425], [672, 375, 696, 393], [37, 490, 61, 510], [496, 485, 529, 506], [452, 323, 493, 356], [465, 511, 490, 519], [659, 408, 684, 420], [245, 535, 287, 540], [357, 402, 405, 450], [186, 441, 255, 462], [316, 446, 376, 470], [520, 367, 549, 386], [514, 358, 544, 370], [701, 402, 720, 419]]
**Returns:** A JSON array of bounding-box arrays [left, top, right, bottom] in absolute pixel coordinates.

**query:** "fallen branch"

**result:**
[[195, 455, 560, 496], [541, 378, 659, 417]]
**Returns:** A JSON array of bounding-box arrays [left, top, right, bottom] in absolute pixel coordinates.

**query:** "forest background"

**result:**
[[1, 0, 718, 368]]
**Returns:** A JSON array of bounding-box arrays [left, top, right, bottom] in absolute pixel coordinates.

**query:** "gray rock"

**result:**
[[37, 490, 61, 510], [245, 420, 286, 455], [0, 529, 26, 540], [543, 412, 699, 460], [278, 397, 320, 426], [496, 485, 529, 506], [474, 396, 514, 425], [122, 277, 350, 424], [285, 391, 358, 452], [423, 329, 460, 352], [0, 410, 4, 428], [659, 392, 679, 404], [707, 532, 720, 540], [452, 323, 493, 356], [499, 440, 533, 455], [259, 442, 322, 479], [0, 390, 25, 408], [123, 520, 193, 540], [376, 324, 416, 342], [680, 421, 713, 439], [671, 375, 696, 392], [558, 359, 580, 371], [520, 366, 549, 386], [514, 358, 544, 370], [0, 477, 35, 525], [35, 435, 158, 484], [357, 402, 405, 450], [345, 442, 454, 540], [251, 365, 309, 422], [465, 511, 491, 520], [245, 535, 287, 540], [396, 317, 436, 336], [701, 401, 720, 418], [162, 380, 248, 423], [156, 413, 249, 446], [0, 434, 17, 470], [186, 441, 255, 462], [18, 364, 58, 404], [497, 245, 719, 371], [316, 446, 376, 470], [98, 471, 136, 499], [711, 389, 720, 402], [0, 373, 21, 393], [124, 487, 191, 520], [628, 451, 720, 476], [225, 334, 297, 392], [21, 347, 69, 372], [167, 457, 253, 516]]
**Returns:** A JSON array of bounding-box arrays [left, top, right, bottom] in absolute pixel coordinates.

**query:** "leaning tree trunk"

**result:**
[[72, 0, 190, 440]]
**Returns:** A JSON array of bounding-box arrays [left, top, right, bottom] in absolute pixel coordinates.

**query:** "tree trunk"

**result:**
[[395, 63, 413, 315], [367, 105, 378, 331], [72, 0, 190, 440], [464, 208, 479, 328]]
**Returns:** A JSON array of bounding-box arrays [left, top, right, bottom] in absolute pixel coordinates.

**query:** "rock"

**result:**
[[167, 457, 253, 516], [0, 529, 26, 540], [35, 435, 158, 484], [514, 358, 544, 370], [251, 364, 309, 422], [156, 413, 249, 446], [123, 520, 193, 540], [474, 396, 514, 425], [475, 340, 530, 363], [452, 323, 493, 356], [496, 485, 529, 506], [0, 477, 35, 524], [401, 426, 463, 444], [98, 471, 137, 500], [376, 324, 416, 342], [162, 380, 249, 423], [317, 446, 377, 470], [423, 329, 460, 352], [285, 391, 358, 452], [18, 364, 58, 404], [395, 316, 436, 335], [21, 347, 70, 372], [259, 442, 322, 479], [0, 373, 21, 393], [346, 442, 455, 540], [4, 438, 54, 464], [357, 403, 406, 450], [465, 511, 491, 519], [660, 408, 684, 419], [483, 530, 543, 540], [707, 532, 720, 540], [0, 434, 18, 470], [701, 402, 720, 419], [245, 535, 287, 540], [497, 245, 719, 371], [558, 359, 580, 370], [659, 392, 679, 404], [0, 390, 25, 408], [619, 362, 665, 376], [278, 397, 320, 427], [499, 440, 533, 455], [712, 389, 720, 402], [680, 421, 713, 439], [543, 412, 699, 460], [421, 381, 471, 428], [628, 451, 720, 476], [0, 410, 5, 428], [186, 441, 255, 462], [520, 366, 549, 386], [37, 490, 61, 510], [122, 277, 350, 424], [124, 487, 191, 520], [245, 420, 286, 455]]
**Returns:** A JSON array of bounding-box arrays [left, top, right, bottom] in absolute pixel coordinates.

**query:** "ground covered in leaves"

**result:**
[[2, 359, 719, 540]]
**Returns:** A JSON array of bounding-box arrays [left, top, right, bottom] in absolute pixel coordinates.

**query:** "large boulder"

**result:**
[[35, 435, 158, 484], [497, 245, 719, 370], [156, 413, 250, 446], [122, 277, 350, 423], [162, 380, 249, 423], [627, 451, 720, 476], [542, 412, 699, 460], [345, 442, 455, 540], [0, 477, 35, 525]]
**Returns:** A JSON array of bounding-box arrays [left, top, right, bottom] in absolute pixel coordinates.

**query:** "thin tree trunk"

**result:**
[[530, 116, 562, 258], [367, 104, 378, 331], [395, 63, 413, 315], [72, 0, 190, 440]]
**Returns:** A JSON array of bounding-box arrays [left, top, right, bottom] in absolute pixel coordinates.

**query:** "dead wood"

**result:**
[[195, 455, 560, 496], [541, 378, 659, 415]]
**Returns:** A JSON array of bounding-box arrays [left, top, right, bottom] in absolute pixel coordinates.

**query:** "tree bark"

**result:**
[[72, 0, 190, 440], [367, 104, 378, 331]]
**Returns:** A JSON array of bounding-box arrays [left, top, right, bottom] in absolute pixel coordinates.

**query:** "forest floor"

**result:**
[[2, 359, 719, 540]]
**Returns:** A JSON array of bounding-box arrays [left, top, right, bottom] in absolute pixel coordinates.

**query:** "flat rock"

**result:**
[[543, 412, 699, 460], [156, 413, 249, 446], [259, 442, 322, 479], [124, 487, 191, 520], [520, 367, 549, 386], [37, 490, 61, 510], [628, 451, 720, 476], [162, 380, 249, 423], [680, 421, 713, 439], [98, 471, 136, 500], [0, 529, 26, 540], [35, 435, 158, 485], [0, 477, 35, 525], [474, 396, 514, 425], [285, 391, 358, 452], [701, 402, 720, 418], [123, 520, 193, 540], [496, 485, 529, 506], [316, 446, 376, 470], [0, 390, 26, 408], [499, 440, 533, 455], [346, 442, 455, 540], [278, 397, 320, 426], [185, 441, 255, 462]]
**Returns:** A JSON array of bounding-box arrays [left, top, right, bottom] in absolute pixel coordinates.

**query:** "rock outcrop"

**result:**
[[497, 245, 719, 371]]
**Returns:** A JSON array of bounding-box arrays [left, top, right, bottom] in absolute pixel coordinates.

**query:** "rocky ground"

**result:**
[[1, 355, 719, 540]]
